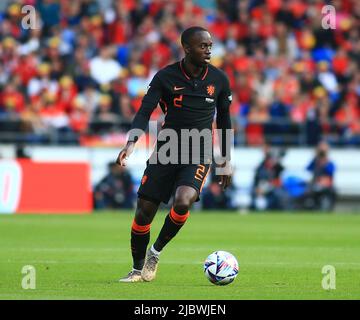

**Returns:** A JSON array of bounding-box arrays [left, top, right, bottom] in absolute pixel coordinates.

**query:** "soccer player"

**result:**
[[116, 26, 233, 282]]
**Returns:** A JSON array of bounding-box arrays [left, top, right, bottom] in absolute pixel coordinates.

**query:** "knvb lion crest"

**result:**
[[206, 84, 215, 96]]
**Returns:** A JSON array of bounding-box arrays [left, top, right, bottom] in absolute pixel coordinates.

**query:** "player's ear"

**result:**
[[183, 44, 190, 55]]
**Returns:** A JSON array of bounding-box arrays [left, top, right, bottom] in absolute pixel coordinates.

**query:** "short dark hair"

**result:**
[[180, 26, 208, 46]]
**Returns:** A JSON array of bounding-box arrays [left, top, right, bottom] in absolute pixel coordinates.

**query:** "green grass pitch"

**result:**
[[0, 211, 359, 300]]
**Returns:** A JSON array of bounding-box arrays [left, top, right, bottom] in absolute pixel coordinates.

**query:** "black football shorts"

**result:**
[[138, 162, 211, 205]]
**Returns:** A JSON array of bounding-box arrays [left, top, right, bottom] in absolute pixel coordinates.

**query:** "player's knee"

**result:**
[[173, 196, 193, 214], [135, 206, 153, 225], [173, 187, 198, 214], [135, 199, 158, 225]]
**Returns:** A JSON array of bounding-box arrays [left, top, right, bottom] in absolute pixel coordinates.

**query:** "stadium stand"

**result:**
[[0, 0, 359, 211], [0, 0, 359, 147]]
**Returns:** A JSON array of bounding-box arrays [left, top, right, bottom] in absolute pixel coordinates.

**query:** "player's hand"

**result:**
[[217, 161, 232, 191], [116, 142, 135, 167]]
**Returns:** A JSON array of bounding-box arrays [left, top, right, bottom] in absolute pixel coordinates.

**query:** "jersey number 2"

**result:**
[[174, 95, 183, 108], [195, 164, 206, 181]]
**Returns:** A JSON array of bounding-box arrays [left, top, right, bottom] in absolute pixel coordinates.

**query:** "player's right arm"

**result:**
[[116, 72, 162, 167]]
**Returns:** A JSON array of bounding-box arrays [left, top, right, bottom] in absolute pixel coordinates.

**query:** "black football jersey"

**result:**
[[128, 59, 232, 164]]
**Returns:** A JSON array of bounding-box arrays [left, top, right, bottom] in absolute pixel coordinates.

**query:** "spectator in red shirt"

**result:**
[[0, 81, 25, 114]]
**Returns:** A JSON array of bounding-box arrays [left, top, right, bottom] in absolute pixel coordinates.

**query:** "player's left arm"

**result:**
[[215, 73, 233, 190]]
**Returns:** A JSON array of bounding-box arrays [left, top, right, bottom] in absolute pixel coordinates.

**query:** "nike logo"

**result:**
[[174, 86, 185, 91]]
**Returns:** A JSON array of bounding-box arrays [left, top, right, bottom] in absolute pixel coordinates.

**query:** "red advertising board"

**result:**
[[0, 160, 92, 214]]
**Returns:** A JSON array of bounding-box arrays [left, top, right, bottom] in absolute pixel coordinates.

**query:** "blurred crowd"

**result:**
[[94, 141, 337, 211], [0, 0, 359, 146], [250, 141, 336, 211]]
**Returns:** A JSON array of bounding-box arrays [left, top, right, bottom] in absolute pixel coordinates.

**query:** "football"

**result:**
[[204, 251, 239, 285]]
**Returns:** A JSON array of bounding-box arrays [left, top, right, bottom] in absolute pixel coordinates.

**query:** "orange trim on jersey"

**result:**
[[180, 60, 209, 81], [131, 219, 150, 234], [180, 60, 191, 80], [159, 98, 168, 114], [201, 65, 209, 80], [169, 207, 190, 225], [200, 166, 211, 192]]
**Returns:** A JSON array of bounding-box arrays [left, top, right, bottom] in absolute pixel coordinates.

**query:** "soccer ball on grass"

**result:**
[[203, 251, 239, 285]]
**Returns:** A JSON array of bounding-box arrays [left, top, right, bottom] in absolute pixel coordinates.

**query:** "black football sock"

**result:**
[[153, 207, 190, 252], [131, 219, 151, 270]]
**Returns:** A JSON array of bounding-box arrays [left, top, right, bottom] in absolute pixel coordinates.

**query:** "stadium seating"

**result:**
[[0, 0, 359, 147]]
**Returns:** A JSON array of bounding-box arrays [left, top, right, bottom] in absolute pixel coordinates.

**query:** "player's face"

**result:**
[[186, 31, 212, 67]]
